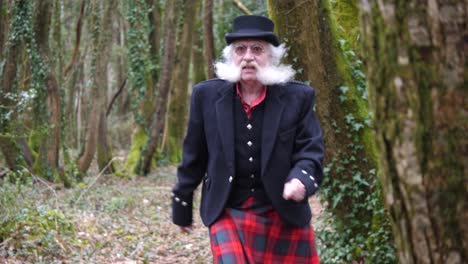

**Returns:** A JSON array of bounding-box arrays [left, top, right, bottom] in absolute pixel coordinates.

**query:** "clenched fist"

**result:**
[[282, 178, 306, 202]]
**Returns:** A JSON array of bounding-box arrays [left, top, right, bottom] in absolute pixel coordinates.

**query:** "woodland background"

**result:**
[[0, 0, 466, 263]]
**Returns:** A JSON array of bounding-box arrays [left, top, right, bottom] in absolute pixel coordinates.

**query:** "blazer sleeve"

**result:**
[[171, 86, 208, 226], [286, 87, 325, 198]]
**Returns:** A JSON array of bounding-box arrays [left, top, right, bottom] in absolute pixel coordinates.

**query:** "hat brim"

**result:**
[[225, 32, 280, 47]]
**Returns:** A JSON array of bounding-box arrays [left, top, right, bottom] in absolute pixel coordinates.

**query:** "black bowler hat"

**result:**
[[225, 15, 280, 47]]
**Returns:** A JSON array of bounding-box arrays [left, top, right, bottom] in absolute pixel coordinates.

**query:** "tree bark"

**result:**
[[360, 0, 467, 263], [96, 0, 116, 174], [191, 6, 207, 84], [166, 0, 199, 161], [146, 0, 161, 85], [35, 0, 61, 170], [0, 38, 23, 171], [0, 1, 38, 172], [0, 0, 7, 61], [139, 0, 180, 175], [76, 0, 104, 174], [268, 0, 395, 261], [122, 0, 161, 175], [63, 0, 85, 77], [203, 0, 215, 79]]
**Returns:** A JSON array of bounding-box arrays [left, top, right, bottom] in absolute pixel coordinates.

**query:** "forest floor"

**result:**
[[0, 166, 324, 264]]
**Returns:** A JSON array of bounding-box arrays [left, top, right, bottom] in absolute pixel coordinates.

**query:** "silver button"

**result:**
[[247, 124, 252, 130], [249, 157, 253, 162], [250, 174, 255, 178], [182, 201, 187, 206], [175, 197, 180, 202], [309, 175, 315, 181], [247, 141, 253, 146], [229, 176, 233, 182], [314, 183, 318, 188], [301, 170, 307, 174], [250, 188, 255, 192]]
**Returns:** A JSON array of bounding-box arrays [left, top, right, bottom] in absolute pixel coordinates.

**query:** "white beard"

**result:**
[[214, 60, 295, 85], [213, 61, 242, 83]]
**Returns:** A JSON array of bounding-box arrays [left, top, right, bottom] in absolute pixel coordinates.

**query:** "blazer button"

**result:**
[[229, 176, 233, 183]]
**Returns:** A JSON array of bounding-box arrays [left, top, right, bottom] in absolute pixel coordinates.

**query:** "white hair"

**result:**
[[214, 43, 296, 85]]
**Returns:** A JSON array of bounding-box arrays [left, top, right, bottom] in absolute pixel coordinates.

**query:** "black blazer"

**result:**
[[172, 79, 324, 227]]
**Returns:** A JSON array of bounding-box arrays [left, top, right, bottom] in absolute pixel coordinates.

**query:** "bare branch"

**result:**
[[231, 0, 252, 15]]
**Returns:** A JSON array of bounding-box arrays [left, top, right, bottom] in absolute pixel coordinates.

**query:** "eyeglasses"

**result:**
[[233, 44, 265, 56]]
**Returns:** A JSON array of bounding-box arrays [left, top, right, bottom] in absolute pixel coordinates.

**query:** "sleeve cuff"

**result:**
[[171, 193, 193, 227], [287, 166, 320, 197]]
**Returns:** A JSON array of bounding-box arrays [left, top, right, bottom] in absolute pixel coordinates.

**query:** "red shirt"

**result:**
[[235, 82, 267, 119]]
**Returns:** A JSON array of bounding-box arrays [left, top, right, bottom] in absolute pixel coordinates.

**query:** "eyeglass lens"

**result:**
[[234, 44, 265, 56]]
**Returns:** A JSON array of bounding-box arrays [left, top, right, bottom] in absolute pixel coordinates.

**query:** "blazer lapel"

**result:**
[[216, 82, 235, 167], [261, 85, 285, 176]]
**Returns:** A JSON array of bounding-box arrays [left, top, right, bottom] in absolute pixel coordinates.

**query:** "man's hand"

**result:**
[[283, 178, 306, 202]]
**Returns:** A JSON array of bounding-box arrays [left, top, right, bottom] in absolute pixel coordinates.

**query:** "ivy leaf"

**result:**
[[353, 172, 369, 186]]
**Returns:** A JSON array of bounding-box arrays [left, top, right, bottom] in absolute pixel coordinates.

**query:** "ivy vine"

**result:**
[[316, 5, 397, 262], [125, 0, 154, 128]]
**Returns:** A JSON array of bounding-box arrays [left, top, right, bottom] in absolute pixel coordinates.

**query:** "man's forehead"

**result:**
[[233, 39, 268, 46]]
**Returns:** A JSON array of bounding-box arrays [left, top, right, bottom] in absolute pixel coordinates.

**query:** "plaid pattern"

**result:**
[[209, 197, 320, 264]]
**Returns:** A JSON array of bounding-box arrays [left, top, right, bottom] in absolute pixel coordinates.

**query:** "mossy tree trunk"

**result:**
[[139, 0, 180, 175], [35, 0, 61, 173], [268, 0, 395, 262], [166, 0, 199, 162], [0, 1, 25, 172], [122, 0, 160, 176], [360, 0, 467, 263], [203, 0, 215, 79]]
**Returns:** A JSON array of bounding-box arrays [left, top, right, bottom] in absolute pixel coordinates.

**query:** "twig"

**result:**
[[130, 215, 152, 233], [106, 77, 127, 117], [72, 157, 122, 207], [285, 0, 312, 15], [30, 170, 60, 209]]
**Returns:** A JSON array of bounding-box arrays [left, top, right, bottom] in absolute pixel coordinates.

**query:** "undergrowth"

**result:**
[[0, 167, 211, 263]]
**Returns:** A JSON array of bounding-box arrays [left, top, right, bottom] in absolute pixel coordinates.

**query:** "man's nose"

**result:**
[[243, 49, 255, 60]]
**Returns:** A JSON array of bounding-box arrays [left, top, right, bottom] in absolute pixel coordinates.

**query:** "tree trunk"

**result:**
[[116, 15, 129, 116], [166, 0, 199, 162], [0, 0, 31, 172], [203, 0, 215, 79], [360, 0, 467, 263], [35, 0, 61, 171], [269, 0, 395, 262], [122, 0, 160, 175], [146, 0, 160, 85], [0, 0, 7, 61], [191, 6, 207, 84], [96, 0, 116, 174], [0, 35, 23, 171], [139, 0, 180, 175], [76, 0, 104, 174]]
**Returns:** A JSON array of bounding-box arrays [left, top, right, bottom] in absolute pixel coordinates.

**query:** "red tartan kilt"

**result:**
[[209, 197, 320, 264]]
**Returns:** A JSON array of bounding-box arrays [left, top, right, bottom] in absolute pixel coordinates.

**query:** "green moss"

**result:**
[[329, 0, 360, 51], [167, 136, 182, 163], [118, 128, 147, 177]]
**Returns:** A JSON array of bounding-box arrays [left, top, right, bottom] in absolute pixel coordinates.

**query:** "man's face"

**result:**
[[232, 39, 270, 82]]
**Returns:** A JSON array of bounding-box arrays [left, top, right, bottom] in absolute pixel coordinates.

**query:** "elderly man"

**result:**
[[172, 15, 324, 263]]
